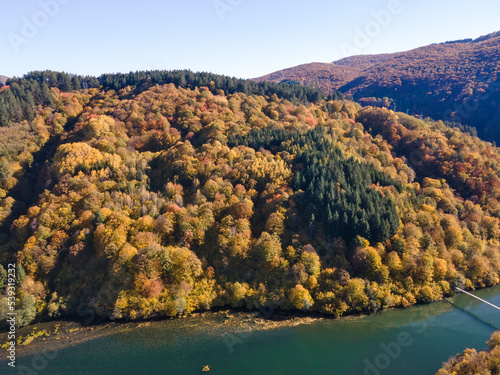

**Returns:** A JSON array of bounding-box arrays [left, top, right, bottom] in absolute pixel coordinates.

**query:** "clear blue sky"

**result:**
[[1, 0, 499, 79]]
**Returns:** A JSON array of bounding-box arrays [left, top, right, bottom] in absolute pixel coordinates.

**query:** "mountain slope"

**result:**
[[254, 62, 360, 94], [1, 70, 500, 326], [253, 54, 398, 94], [254, 32, 500, 141], [0, 75, 8, 86]]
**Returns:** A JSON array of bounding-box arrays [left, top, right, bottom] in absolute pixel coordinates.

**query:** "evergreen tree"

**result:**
[[59, 73, 73, 92], [71, 75, 82, 90], [41, 83, 54, 107], [0, 264, 6, 290], [0, 97, 8, 127], [16, 264, 26, 286], [21, 91, 35, 121], [0, 158, 8, 183]]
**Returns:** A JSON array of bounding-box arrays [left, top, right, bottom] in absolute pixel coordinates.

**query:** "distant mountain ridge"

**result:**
[[0, 75, 8, 85], [254, 32, 500, 141], [253, 54, 399, 96]]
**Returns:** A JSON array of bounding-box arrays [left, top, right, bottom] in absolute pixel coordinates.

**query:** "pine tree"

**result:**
[[16, 264, 26, 286], [59, 73, 73, 92], [41, 83, 54, 107], [22, 91, 35, 121], [5, 89, 23, 122], [0, 159, 8, 182], [94, 209, 105, 226], [0, 264, 6, 290], [0, 97, 8, 127], [72, 76, 82, 90]]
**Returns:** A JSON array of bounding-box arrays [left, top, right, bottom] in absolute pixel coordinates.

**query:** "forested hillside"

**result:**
[[0, 70, 333, 134], [254, 32, 500, 142], [1, 70, 500, 327]]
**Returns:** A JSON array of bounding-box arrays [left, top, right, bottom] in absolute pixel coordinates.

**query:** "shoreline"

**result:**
[[5, 284, 488, 359], [0, 308, 366, 359], [1, 283, 497, 362]]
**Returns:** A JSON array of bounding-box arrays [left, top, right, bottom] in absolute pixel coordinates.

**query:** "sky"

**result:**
[[1, 0, 499, 79]]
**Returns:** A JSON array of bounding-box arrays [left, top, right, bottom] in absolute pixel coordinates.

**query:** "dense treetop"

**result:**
[[0, 69, 332, 130], [0, 71, 500, 327]]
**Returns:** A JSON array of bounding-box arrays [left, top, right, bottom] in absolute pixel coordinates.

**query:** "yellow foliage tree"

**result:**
[[84, 115, 114, 138], [52, 142, 103, 178], [289, 284, 313, 310]]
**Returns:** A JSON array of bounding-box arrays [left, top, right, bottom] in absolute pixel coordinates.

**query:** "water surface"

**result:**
[[9, 285, 500, 375]]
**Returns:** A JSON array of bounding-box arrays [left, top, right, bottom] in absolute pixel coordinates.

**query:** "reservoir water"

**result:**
[[11, 285, 500, 375]]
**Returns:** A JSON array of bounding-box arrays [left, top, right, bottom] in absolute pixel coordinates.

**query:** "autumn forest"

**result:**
[[0, 69, 500, 334]]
